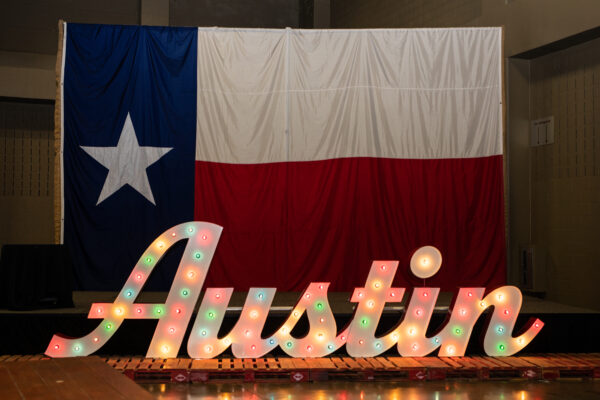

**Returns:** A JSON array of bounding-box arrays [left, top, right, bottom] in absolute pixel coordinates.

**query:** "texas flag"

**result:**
[[62, 24, 505, 291]]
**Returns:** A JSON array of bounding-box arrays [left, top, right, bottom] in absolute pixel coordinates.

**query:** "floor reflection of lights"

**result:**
[[139, 380, 600, 400]]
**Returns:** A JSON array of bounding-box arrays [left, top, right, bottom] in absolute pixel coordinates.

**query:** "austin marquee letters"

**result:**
[[46, 222, 543, 359]]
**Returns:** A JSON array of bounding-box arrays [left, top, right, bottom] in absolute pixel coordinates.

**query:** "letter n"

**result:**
[[45, 222, 222, 358]]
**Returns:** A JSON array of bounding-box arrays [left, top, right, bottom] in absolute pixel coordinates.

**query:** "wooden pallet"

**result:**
[[3, 354, 600, 383]]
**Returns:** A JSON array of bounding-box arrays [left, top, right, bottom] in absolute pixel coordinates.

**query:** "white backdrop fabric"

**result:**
[[195, 27, 502, 164]]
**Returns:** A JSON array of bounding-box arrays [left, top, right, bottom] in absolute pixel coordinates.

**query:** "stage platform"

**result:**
[[1, 292, 599, 355], [2, 354, 600, 383], [0, 356, 153, 399]]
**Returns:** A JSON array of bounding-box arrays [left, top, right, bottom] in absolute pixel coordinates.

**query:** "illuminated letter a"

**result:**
[[45, 222, 222, 358]]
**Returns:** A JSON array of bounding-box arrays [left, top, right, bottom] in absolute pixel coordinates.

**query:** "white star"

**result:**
[[81, 113, 172, 205]]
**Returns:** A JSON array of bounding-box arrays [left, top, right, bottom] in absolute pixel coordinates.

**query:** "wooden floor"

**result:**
[[3, 354, 599, 386], [0, 356, 153, 400]]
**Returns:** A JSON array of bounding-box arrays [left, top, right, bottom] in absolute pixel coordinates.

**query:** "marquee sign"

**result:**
[[46, 222, 543, 359]]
